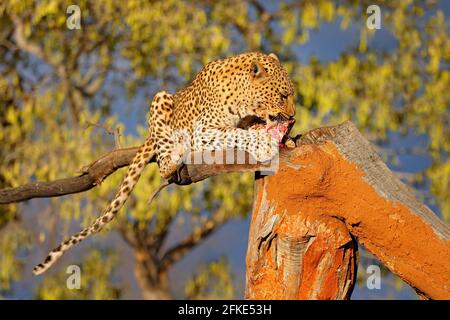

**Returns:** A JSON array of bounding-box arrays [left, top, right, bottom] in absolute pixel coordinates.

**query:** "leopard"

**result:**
[[33, 51, 296, 275]]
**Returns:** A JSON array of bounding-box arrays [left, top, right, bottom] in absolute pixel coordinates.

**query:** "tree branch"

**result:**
[[1, 120, 448, 299], [0, 145, 271, 205], [245, 121, 450, 300], [0, 112, 275, 203], [148, 214, 176, 255], [158, 208, 227, 273], [0, 147, 140, 204], [11, 15, 67, 81]]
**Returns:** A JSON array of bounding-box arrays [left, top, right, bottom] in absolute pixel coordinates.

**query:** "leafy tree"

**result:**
[[35, 250, 121, 299], [0, 0, 448, 299], [185, 258, 234, 300]]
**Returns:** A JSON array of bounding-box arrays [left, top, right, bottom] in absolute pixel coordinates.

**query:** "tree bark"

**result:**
[[245, 193, 358, 299], [1, 120, 448, 299], [245, 121, 450, 300], [0, 148, 269, 204], [0, 147, 141, 204]]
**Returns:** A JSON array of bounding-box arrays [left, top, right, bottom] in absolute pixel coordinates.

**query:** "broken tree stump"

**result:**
[[1, 119, 448, 299], [245, 121, 450, 300]]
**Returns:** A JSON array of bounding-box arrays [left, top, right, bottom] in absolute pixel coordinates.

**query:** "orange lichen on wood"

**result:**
[[246, 140, 450, 300], [246, 189, 357, 299]]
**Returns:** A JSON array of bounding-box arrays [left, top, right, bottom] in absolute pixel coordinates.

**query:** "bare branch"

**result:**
[[147, 213, 176, 255], [0, 147, 140, 204], [11, 15, 67, 81], [84, 119, 122, 148], [0, 146, 270, 205], [158, 209, 227, 273], [116, 220, 137, 247], [75, 57, 111, 97]]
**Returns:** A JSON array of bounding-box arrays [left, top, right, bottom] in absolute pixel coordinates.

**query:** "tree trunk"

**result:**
[[245, 121, 450, 300], [134, 248, 172, 300]]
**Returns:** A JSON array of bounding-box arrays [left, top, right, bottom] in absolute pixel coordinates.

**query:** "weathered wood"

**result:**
[[0, 148, 269, 204], [245, 121, 450, 300], [2, 120, 448, 299], [0, 114, 269, 204], [0, 147, 140, 204], [245, 197, 358, 299]]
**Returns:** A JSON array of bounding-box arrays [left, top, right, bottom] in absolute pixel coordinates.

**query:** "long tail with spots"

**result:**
[[33, 137, 155, 275]]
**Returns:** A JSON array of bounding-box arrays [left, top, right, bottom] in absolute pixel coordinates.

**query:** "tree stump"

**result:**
[[1, 120, 448, 299], [245, 121, 450, 300]]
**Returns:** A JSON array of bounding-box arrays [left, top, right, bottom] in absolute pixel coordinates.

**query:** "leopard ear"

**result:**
[[269, 53, 279, 62], [250, 60, 267, 80]]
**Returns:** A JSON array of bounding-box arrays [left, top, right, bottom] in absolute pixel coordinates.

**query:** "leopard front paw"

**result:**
[[253, 146, 279, 163], [248, 130, 280, 163]]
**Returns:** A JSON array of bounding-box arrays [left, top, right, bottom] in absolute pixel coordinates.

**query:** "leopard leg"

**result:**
[[148, 91, 180, 179], [193, 111, 280, 163]]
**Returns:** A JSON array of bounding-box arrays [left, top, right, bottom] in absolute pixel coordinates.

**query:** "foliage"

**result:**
[[35, 250, 121, 299], [0, 223, 30, 293], [185, 258, 234, 300]]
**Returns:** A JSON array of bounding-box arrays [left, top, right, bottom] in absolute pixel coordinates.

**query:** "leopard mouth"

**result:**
[[266, 118, 295, 145], [236, 114, 295, 145]]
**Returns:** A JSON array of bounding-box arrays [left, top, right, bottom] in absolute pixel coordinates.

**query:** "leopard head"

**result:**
[[245, 52, 296, 123]]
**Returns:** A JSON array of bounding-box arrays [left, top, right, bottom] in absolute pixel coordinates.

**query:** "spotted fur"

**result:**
[[33, 52, 295, 275]]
